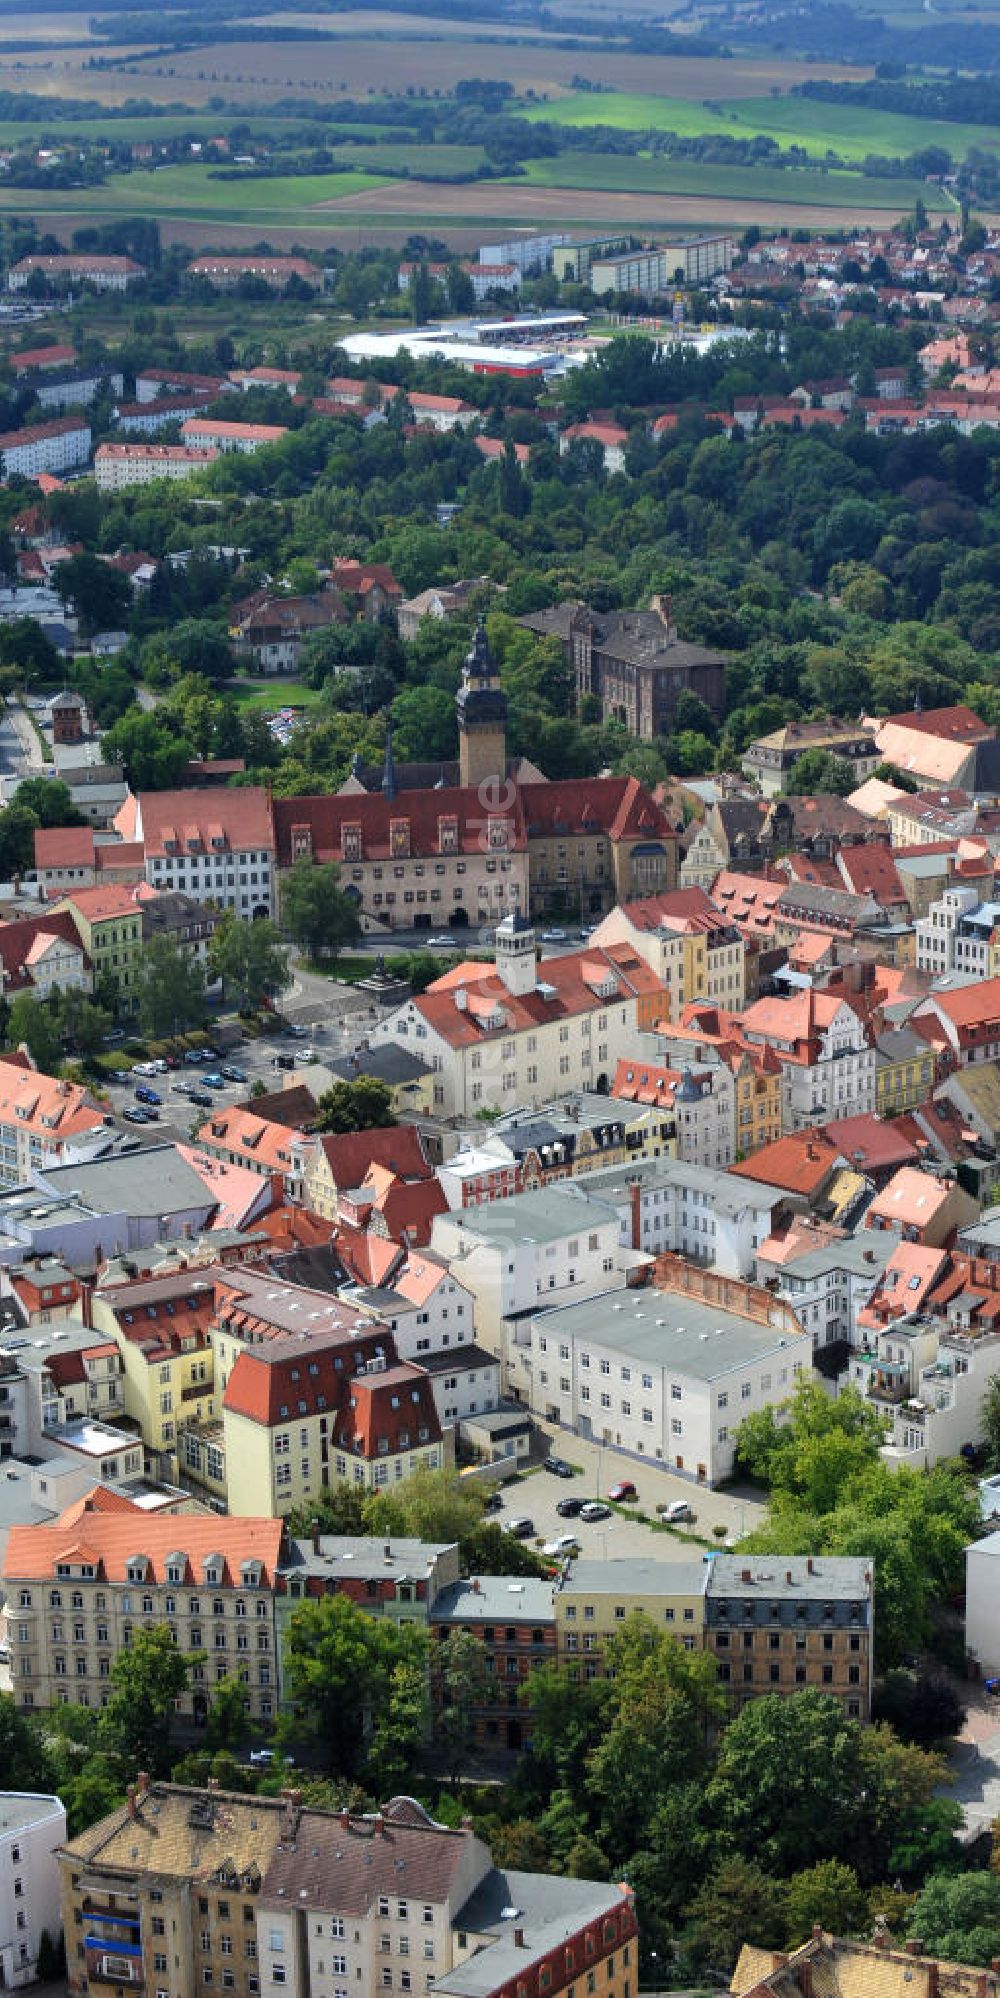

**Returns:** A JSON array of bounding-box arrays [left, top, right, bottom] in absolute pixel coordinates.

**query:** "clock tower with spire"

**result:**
[[457, 617, 507, 790]]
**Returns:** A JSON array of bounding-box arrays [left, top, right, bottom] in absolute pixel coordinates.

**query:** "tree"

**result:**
[[362, 1465, 486, 1546], [410, 260, 436, 327], [432, 1628, 491, 1785], [686, 1859, 789, 1975], [55, 989, 112, 1055], [15, 776, 84, 830], [392, 685, 457, 762], [783, 1861, 867, 1947], [7, 992, 61, 1070], [785, 749, 857, 796], [0, 804, 43, 878], [315, 1076, 395, 1134], [208, 914, 289, 1012], [982, 1371, 1000, 1472], [735, 1378, 884, 1505], [52, 552, 132, 638], [138, 934, 206, 1039], [874, 1669, 967, 1748], [0, 1693, 53, 1793], [706, 1690, 864, 1877], [104, 709, 194, 791], [907, 1873, 1000, 1965], [280, 858, 361, 965], [587, 1617, 725, 1864], [205, 1676, 250, 1755], [282, 1591, 429, 1776], [98, 1623, 192, 1776]]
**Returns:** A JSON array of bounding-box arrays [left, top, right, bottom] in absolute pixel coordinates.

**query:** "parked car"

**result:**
[[134, 1060, 159, 1077], [658, 1498, 694, 1523], [287, 1023, 308, 1038], [111, 1067, 132, 1082], [149, 1058, 169, 1074], [172, 1080, 192, 1097], [608, 1480, 638, 1502], [556, 1496, 584, 1518], [135, 1085, 161, 1106], [580, 1501, 611, 1522], [221, 1065, 248, 1084], [122, 1106, 150, 1124], [483, 1490, 504, 1514], [542, 1533, 579, 1557], [504, 1516, 535, 1540], [184, 1050, 204, 1066], [203, 1073, 226, 1090], [273, 1053, 295, 1071], [428, 935, 452, 947], [541, 927, 567, 943], [299, 1048, 317, 1064], [164, 1055, 181, 1070], [188, 1088, 213, 1108], [249, 1749, 275, 1766], [544, 1456, 573, 1479]]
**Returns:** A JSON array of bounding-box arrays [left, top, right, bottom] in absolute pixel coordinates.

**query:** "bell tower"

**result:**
[[457, 618, 507, 790], [495, 910, 536, 998]]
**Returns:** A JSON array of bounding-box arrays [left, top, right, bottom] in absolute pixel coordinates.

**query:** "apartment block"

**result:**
[[591, 888, 747, 1020], [0, 1792, 66, 1987], [94, 444, 218, 490], [704, 1554, 873, 1721], [5, 1505, 283, 1720], [0, 418, 91, 479], [127, 789, 275, 921], [429, 1575, 556, 1753]]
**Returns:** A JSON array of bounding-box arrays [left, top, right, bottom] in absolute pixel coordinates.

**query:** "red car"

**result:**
[[608, 1480, 638, 1502]]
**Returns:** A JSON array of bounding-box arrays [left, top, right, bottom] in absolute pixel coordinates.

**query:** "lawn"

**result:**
[[0, 161, 391, 227], [520, 152, 956, 210], [521, 88, 998, 163], [0, 113, 407, 145], [227, 680, 323, 709], [331, 140, 487, 174]]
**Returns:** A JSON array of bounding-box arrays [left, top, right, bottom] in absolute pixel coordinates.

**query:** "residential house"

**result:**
[[302, 1124, 436, 1224], [739, 989, 876, 1130], [8, 254, 143, 291], [89, 1267, 219, 1478], [429, 1576, 555, 1752], [53, 885, 143, 1016], [742, 718, 879, 797], [867, 704, 997, 790], [589, 886, 747, 1021], [180, 417, 289, 455], [229, 586, 346, 674], [864, 1165, 977, 1245], [704, 1554, 872, 1719], [0, 1793, 65, 1987], [0, 1053, 108, 1188], [330, 558, 402, 621]]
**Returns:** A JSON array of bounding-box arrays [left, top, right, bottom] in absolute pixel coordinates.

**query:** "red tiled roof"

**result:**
[[825, 1114, 919, 1172], [273, 783, 526, 867], [412, 942, 666, 1052], [136, 786, 273, 860], [729, 1129, 839, 1194], [4, 1505, 283, 1584], [0, 910, 88, 990], [34, 825, 96, 870], [316, 1124, 432, 1192]]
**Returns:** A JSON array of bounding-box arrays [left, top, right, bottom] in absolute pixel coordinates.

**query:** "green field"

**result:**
[[228, 680, 323, 709], [519, 152, 956, 210], [521, 89, 999, 163], [0, 160, 390, 226]]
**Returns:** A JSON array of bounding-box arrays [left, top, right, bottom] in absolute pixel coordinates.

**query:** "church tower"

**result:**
[[457, 618, 507, 790], [495, 910, 536, 998]]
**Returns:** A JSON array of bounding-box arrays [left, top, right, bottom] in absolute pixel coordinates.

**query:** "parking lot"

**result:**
[[495, 1427, 767, 1565]]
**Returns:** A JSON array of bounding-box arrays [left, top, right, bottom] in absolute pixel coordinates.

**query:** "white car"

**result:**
[[658, 1499, 694, 1523], [133, 1061, 158, 1076], [427, 935, 453, 948], [299, 1047, 317, 1064], [542, 1533, 579, 1558], [541, 928, 567, 943]]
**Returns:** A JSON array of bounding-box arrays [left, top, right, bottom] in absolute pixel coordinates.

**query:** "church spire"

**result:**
[[382, 713, 397, 800]]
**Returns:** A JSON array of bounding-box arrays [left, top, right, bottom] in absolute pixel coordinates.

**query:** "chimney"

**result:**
[[807, 1558, 815, 1575], [928, 1966, 939, 1998], [990, 1963, 1000, 1978], [384, 1544, 392, 1559], [742, 1567, 752, 1583], [137, 1771, 150, 1796], [873, 1932, 888, 1951], [629, 1179, 642, 1251], [472, 1578, 482, 1594], [374, 1813, 385, 1835], [786, 1569, 794, 1585], [311, 1518, 321, 1555], [514, 1930, 525, 1949], [126, 1786, 137, 1820], [340, 1807, 350, 1829]]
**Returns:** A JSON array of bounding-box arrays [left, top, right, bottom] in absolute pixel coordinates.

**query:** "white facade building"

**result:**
[[966, 1530, 1000, 1675], [582, 1156, 791, 1279], [0, 1793, 66, 1987], [94, 443, 218, 490], [0, 420, 90, 480], [527, 1276, 810, 1485], [758, 1233, 899, 1353], [342, 1251, 501, 1429]]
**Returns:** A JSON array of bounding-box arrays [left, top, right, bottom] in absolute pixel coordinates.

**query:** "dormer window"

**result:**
[[438, 816, 459, 855], [487, 817, 508, 849], [390, 818, 411, 859], [342, 824, 362, 863]]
